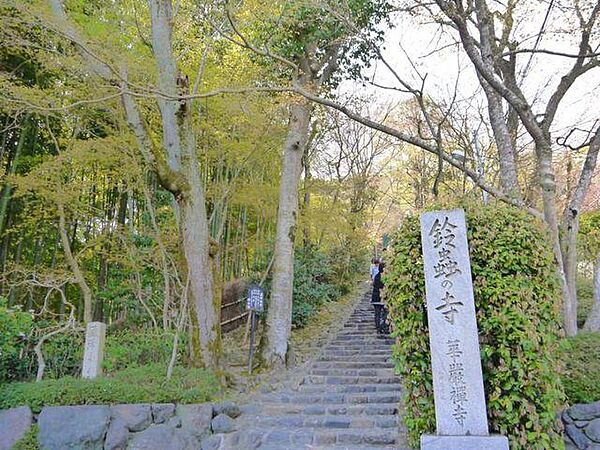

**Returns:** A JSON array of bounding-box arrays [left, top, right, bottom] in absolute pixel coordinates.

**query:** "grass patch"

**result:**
[[0, 364, 220, 413], [12, 425, 38, 450], [559, 332, 600, 404]]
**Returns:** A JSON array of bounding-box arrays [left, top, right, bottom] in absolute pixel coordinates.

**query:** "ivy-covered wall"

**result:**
[[385, 205, 566, 449]]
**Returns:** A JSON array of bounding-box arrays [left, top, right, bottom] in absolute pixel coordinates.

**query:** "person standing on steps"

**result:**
[[372, 262, 390, 334], [371, 262, 384, 302], [370, 257, 380, 281]]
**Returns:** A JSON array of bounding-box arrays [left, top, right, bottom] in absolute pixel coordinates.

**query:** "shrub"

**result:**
[[35, 330, 84, 380], [292, 246, 341, 328], [577, 276, 594, 328], [6, 328, 187, 382], [0, 298, 33, 383], [385, 205, 565, 450], [0, 364, 219, 412], [559, 332, 600, 404], [103, 330, 187, 372]]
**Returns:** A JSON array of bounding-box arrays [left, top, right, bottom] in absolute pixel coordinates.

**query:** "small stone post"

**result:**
[[81, 321, 106, 379]]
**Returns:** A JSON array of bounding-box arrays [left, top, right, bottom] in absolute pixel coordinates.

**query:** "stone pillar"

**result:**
[[420, 209, 508, 450], [82, 322, 106, 379]]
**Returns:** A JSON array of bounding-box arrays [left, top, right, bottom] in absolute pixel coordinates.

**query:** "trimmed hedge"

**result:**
[[385, 205, 565, 450], [0, 364, 219, 412], [559, 332, 600, 404]]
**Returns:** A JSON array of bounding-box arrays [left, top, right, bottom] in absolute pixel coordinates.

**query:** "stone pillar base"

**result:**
[[421, 434, 509, 450]]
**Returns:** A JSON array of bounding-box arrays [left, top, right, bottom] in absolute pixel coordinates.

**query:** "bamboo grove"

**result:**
[[0, 0, 379, 374]]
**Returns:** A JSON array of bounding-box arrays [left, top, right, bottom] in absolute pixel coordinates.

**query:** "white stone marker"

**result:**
[[420, 209, 508, 449], [81, 321, 106, 379]]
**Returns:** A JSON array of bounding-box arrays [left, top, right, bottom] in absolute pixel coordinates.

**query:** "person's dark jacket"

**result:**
[[371, 272, 384, 303]]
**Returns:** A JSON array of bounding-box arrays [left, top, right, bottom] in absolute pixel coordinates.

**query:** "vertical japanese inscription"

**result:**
[[82, 321, 106, 379], [429, 217, 463, 325], [421, 209, 489, 436]]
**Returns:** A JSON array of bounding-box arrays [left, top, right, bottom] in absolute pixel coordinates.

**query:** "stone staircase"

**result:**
[[219, 292, 410, 449]]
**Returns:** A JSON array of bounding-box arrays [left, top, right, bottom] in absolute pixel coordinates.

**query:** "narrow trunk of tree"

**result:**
[[302, 146, 311, 246], [57, 203, 93, 323], [481, 81, 522, 199], [563, 129, 600, 331], [94, 253, 107, 322], [263, 99, 312, 367], [538, 148, 578, 335], [473, 5, 521, 200], [0, 116, 30, 235], [583, 253, 600, 332]]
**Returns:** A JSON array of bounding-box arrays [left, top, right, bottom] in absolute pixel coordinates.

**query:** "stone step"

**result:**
[[328, 337, 394, 343], [332, 336, 393, 342], [312, 361, 395, 369], [303, 375, 400, 385], [319, 349, 391, 357], [241, 402, 399, 417], [324, 345, 393, 352], [321, 350, 392, 356], [223, 427, 400, 447], [239, 413, 399, 429], [259, 392, 402, 405], [309, 368, 396, 377], [317, 355, 392, 362], [297, 383, 402, 394], [328, 341, 394, 347], [225, 294, 406, 450]]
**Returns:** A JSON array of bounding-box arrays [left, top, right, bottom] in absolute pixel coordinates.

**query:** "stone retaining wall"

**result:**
[[563, 401, 600, 450], [0, 401, 240, 450]]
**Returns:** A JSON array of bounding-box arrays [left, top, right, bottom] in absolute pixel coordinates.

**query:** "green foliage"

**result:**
[[36, 330, 84, 380], [292, 246, 341, 327], [241, 0, 392, 85], [559, 332, 600, 404], [7, 328, 186, 383], [577, 276, 594, 328], [103, 330, 187, 372], [291, 244, 365, 328], [385, 205, 565, 450], [12, 425, 39, 450], [0, 364, 219, 413], [0, 298, 33, 383], [579, 211, 600, 261]]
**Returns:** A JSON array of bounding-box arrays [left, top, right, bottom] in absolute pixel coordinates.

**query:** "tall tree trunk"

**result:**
[[583, 253, 600, 332], [480, 80, 522, 199], [148, 0, 220, 368], [302, 145, 311, 246], [8, 239, 23, 307], [537, 146, 578, 336], [0, 116, 30, 235], [94, 253, 107, 322], [563, 129, 600, 332], [473, 5, 521, 199], [262, 98, 312, 367], [178, 161, 220, 367]]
